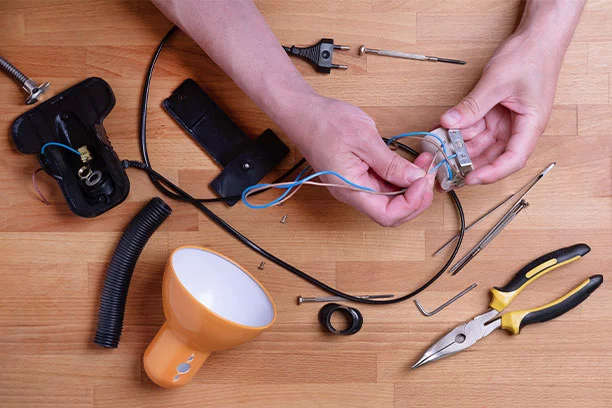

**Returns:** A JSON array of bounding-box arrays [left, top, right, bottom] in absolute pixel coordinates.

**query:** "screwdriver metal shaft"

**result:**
[[449, 200, 529, 276], [434, 162, 556, 257], [297, 294, 394, 305], [359, 45, 466, 65]]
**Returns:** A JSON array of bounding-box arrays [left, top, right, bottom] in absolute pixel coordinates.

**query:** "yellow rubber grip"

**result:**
[[489, 244, 590, 312], [489, 257, 577, 311], [500, 275, 601, 334]]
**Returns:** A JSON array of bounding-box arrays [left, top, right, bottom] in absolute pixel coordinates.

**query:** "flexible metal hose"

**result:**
[[0, 56, 28, 84]]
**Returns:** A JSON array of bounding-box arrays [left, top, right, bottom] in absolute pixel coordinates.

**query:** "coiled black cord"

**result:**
[[125, 26, 466, 305], [94, 197, 172, 348]]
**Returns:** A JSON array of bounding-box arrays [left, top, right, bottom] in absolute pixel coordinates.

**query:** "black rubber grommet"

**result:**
[[318, 303, 363, 335]]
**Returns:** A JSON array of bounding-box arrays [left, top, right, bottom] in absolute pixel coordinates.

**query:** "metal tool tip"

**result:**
[[541, 162, 556, 176], [411, 360, 424, 370], [297, 296, 304, 305], [359, 45, 366, 55]]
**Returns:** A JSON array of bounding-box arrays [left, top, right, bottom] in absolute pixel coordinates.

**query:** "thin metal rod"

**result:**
[[433, 194, 514, 256], [433, 162, 555, 257], [414, 283, 478, 317], [449, 200, 528, 276], [359, 45, 466, 65], [297, 293, 394, 305]]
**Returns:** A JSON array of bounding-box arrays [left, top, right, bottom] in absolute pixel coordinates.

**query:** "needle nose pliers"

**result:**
[[412, 243, 603, 369]]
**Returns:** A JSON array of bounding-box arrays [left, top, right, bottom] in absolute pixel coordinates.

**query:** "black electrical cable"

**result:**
[[128, 25, 465, 305], [94, 197, 172, 348]]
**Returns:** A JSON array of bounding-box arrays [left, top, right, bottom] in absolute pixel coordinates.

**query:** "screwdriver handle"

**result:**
[[501, 274, 603, 335], [489, 244, 591, 311]]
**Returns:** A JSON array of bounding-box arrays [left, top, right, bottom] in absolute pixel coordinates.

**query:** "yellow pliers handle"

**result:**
[[490, 244, 590, 311], [488, 243, 601, 334], [501, 274, 603, 334]]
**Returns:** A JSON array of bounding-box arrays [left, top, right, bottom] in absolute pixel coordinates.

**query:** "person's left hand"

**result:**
[[440, 30, 565, 185]]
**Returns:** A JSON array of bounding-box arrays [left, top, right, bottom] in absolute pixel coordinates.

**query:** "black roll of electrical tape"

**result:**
[[318, 303, 363, 335]]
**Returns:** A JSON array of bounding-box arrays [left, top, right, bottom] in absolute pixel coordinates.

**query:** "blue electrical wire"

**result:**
[[243, 168, 375, 209], [243, 132, 457, 209], [258, 165, 312, 208], [40, 142, 82, 157], [386, 132, 453, 179], [431, 154, 457, 173]]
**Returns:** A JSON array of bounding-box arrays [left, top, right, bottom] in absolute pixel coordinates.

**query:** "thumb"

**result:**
[[366, 141, 426, 187], [441, 74, 502, 129]]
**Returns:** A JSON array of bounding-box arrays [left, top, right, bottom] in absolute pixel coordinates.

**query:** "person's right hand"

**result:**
[[285, 94, 435, 227]]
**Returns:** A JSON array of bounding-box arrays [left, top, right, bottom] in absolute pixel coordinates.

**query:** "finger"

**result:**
[[465, 132, 497, 158], [341, 177, 430, 227], [383, 177, 431, 226], [395, 175, 435, 224], [413, 152, 434, 170], [364, 139, 426, 187], [460, 119, 486, 140], [441, 73, 504, 129], [466, 115, 541, 185]]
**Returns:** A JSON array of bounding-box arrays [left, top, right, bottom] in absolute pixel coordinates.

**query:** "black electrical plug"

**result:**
[[283, 38, 349, 74]]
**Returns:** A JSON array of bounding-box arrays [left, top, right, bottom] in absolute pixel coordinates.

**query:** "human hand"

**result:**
[[286, 95, 435, 227], [440, 30, 566, 185]]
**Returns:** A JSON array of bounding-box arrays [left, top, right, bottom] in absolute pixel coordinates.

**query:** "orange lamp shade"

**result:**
[[144, 246, 276, 388]]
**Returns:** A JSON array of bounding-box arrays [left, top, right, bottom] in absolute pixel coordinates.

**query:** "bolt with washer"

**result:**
[[0, 56, 50, 105]]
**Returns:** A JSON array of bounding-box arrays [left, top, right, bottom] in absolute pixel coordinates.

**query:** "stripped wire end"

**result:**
[[32, 168, 50, 205]]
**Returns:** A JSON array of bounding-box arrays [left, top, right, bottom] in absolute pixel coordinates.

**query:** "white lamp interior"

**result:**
[[172, 247, 275, 327]]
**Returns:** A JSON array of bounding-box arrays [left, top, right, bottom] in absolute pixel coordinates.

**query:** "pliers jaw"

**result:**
[[412, 309, 500, 369]]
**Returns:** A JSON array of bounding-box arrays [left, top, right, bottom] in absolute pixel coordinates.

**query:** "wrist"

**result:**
[[260, 74, 324, 148], [517, 0, 585, 57]]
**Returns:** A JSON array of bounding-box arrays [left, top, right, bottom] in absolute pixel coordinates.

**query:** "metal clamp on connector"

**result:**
[[421, 127, 474, 190]]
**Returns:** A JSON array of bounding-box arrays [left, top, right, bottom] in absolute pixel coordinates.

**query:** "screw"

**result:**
[[0, 56, 50, 105], [258, 262, 265, 270], [280, 215, 287, 224]]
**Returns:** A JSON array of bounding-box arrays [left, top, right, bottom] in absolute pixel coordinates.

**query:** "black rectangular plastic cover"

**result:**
[[163, 79, 289, 205]]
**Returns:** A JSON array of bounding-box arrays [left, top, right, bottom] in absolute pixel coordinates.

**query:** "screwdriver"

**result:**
[[297, 294, 394, 305], [359, 45, 466, 65]]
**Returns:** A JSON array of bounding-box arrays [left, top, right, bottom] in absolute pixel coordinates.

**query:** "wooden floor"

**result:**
[[1, 1, 611, 407]]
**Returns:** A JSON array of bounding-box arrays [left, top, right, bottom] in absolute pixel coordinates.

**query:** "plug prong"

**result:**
[[331, 64, 348, 69], [333, 45, 350, 51]]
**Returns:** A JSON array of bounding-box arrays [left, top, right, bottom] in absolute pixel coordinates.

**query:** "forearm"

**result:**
[[151, 0, 315, 135], [516, 0, 586, 55]]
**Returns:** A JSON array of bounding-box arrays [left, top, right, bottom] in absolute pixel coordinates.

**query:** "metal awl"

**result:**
[[449, 200, 529, 276], [359, 45, 466, 65], [297, 294, 394, 305], [434, 162, 555, 256]]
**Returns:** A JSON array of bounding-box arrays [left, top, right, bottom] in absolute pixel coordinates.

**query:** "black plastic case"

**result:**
[[11, 77, 130, 217]]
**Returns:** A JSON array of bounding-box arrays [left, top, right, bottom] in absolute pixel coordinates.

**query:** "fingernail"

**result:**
[[442, 109, 461, 126], [406, 168, 426, 182]]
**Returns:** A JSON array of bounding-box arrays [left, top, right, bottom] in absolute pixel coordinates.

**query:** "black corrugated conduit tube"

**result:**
[[94, 197, 172, 348]]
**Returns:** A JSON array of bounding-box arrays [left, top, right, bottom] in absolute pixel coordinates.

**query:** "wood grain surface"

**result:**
[[1, 1, 611, 407]]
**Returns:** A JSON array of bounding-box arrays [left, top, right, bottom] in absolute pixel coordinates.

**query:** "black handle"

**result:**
[[501, 274, 603, 334], [489, 244, 591, 311]]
